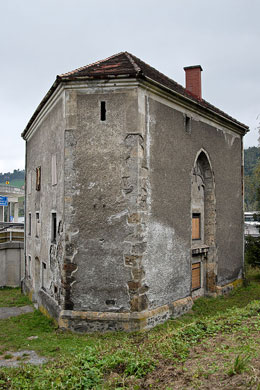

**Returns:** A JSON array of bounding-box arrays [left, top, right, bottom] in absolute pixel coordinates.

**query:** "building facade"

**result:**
[[22, 52, 248, 332]]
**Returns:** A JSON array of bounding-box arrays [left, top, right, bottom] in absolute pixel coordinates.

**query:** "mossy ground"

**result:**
[[1, 268, 260, 389]]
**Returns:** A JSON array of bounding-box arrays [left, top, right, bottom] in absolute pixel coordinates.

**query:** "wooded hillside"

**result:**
[[0, 169, 25, 188], [244, 146, 260, 211]]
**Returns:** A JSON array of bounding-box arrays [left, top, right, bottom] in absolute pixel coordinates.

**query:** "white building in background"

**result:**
[[245, 212, 260, 237], [0, 185, 24, 223]]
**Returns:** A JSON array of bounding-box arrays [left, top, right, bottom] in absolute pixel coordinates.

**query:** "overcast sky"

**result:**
[[1, 0, 259, 173]]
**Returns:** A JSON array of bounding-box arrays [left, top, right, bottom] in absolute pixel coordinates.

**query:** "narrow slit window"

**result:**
[[28, 213, 31, 236], [51, 212, 57, 243], [100, 101, 106, 121], [36, 212, 40, 238], [42, 262, 47, 289], [192, 213, 201, 240], [185, 115, 191, 133], [28, 255, 31, 279]]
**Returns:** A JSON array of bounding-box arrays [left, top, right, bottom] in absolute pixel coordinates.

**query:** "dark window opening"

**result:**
[[51, 212, 57, 243], [185, 115, 191, 133], [192, 213, 201, 240], [106, 299, 116, 305], [28, 255, 32, 279], [42, 262, 46, 289], [101, 101, 106, 121], [35, 212, 40, 238], [28, 213, 31, 236]]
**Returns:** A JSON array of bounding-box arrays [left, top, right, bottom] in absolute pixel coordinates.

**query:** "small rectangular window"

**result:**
[[28, 255, 32, 279], [192, 262, 201, 290], [192, 213, 201, 240], [52, 155, 57, 186], [36, 166, 41, 191], [36, 212, 40, 238], [100, 101, 106, 121], [185, 115, 191, 133], [28, 213, 31, 236], [51, 212, 57, 243], [42, 262, 46, 289]]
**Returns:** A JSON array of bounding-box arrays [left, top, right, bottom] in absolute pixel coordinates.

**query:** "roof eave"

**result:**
[[138, 74, 249, 135], [21, 76, 62, 139], [21, 73, 139, 140]]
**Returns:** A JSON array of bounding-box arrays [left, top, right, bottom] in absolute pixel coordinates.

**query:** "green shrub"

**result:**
[[245, 235, 260, 267]]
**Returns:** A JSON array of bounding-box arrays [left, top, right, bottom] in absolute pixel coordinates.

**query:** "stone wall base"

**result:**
[[58, 296, 193, 333], [216, 278, 243, 296], [23, 278, 243, 333]]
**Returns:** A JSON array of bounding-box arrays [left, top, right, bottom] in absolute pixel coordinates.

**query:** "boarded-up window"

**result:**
[[192, 262, 201, 290], [36, 166, 41, 191], [52, 155, 57, 186], [192, 213, 201, 240]]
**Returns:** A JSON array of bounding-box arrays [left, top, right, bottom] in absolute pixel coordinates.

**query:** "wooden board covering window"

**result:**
[[36, 166, 41, 191], [192, 262, 201, 290], [192, 213, 200, 240]]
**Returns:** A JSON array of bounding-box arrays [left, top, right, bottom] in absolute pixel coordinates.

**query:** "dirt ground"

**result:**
[[0, 305, 47, 368]]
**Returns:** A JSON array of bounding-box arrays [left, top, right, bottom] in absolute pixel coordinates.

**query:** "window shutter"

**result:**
[[192, 213, 200, 240], [192, 262, 201, 290], [36, 167, 41, 191]]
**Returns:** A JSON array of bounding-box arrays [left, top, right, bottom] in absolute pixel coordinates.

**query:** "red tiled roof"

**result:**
[[22, 52, 248, 137]]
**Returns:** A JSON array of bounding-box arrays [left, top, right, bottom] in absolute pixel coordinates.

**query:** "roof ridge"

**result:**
[[124, 52, 142, 74], [59, 51, 126, 77], [127, 52, 187, 93], [22, 52, 248, 138]]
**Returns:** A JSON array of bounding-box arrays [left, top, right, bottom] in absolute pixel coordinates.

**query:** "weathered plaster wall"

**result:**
[[141, 93, 243, 308], [24, 96, 65, 312], [64, 85, 143, 313]]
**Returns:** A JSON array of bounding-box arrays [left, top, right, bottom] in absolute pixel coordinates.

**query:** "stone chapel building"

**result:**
[[22, 52, 248, 332]]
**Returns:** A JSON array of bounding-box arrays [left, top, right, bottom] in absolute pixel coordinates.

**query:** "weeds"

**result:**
[[0, 269, 260, 388], [228, 354, 251, 376]]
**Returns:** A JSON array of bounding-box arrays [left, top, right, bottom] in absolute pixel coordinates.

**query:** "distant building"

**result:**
[[22, 52, 248, 332], [245, 212, 260, 237], [0, 183, 24, 287]]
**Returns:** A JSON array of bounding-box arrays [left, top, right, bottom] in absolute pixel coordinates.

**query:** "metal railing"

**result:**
[[0, 222, 24, 230], [0, 230, 24, 243]]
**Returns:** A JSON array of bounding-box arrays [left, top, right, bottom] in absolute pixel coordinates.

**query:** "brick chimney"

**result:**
[[184, 65, 203, 100]]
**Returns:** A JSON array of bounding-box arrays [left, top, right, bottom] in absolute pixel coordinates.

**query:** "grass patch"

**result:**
[[0, 287, 31, 308], [3, 354, 13, 360], [0, 268, 260, 389]]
